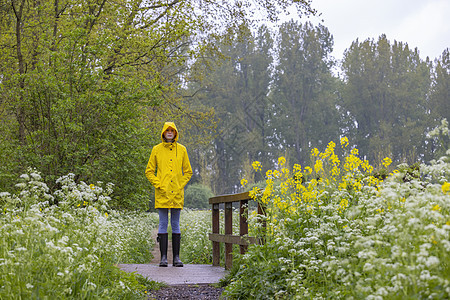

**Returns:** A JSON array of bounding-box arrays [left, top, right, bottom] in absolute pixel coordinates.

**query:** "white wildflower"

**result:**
[[0, 192, 11, 198], [78, 264, 86, 272], [119, 280, 126, 289], [15, 183, 27, 189], [425, 256, 440, 268], [20, 174, 30, 181], [363, 263, 374, 272]]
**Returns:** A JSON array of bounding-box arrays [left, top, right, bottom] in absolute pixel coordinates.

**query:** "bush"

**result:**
[[184, 184, 214, 209], [0, 170, 160, 299]]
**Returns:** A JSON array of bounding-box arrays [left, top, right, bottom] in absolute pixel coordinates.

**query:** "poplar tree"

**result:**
[[341, 35, 431, 164], [271, 21, 339, 165], [185, 24, 274, 194]]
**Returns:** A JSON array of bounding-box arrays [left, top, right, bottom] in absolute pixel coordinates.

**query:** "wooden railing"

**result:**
[[208, 191, 264, 270]]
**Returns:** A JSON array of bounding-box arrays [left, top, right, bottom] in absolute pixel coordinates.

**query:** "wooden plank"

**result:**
[[208, 233, 259, 245], [209, 191, 251, 204]]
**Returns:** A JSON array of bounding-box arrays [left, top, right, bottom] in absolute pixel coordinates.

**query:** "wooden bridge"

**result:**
[[118, 191, 264, 286]]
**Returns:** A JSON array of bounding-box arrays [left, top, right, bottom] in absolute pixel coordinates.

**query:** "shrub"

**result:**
[[0, 170, 159, 299], [184, 183, 214, 209]]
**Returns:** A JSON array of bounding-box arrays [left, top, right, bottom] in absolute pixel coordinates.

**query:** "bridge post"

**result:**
[[212, 203, 220, 266], [224, 202, 233, 270], [239, 200, 248, 254]]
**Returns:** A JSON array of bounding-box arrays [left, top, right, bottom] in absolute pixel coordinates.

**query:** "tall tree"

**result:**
[[426, 48, 450, 159], [430, 49, 450, 122], [341, 35, 431, 164], [186, 24, 274, 194], [271, 21, 339, 165]]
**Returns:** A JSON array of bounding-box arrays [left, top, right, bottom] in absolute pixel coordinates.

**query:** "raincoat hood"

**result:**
[[161, 122, 179, 143]]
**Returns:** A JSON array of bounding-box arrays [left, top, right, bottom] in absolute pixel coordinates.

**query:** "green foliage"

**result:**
[[180, 210, 213, 264], [184, 183, 214, 209], [426, 118, 450, 161]]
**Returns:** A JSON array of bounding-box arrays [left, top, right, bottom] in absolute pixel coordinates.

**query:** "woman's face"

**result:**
[[164, 127, 176, 140]]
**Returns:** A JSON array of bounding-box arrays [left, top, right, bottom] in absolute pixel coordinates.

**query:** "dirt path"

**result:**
[[147, 285, 225, 299], [150, 229, 173, 264]]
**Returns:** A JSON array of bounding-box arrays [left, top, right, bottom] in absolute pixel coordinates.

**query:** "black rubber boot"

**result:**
[[157, 233, 168, 267], [172, 233, 183, 267]]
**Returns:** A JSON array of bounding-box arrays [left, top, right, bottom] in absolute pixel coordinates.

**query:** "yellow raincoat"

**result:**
[[145, 122, 192, 208]]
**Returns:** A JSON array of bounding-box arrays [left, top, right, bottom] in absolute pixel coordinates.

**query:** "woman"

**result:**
[[145, 122, 192, 267]]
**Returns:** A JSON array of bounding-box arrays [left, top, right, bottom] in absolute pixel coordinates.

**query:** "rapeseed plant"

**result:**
[[226, 138, 450, 299]]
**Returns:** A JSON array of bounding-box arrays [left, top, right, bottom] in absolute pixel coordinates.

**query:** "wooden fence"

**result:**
[[208, 191, 264, 270]]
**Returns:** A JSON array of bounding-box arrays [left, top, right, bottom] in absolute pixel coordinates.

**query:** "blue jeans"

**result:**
[[158, 208, 181, 234]]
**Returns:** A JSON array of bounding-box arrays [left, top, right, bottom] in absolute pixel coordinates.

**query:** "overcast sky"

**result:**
[[292, 0, 450, 61]]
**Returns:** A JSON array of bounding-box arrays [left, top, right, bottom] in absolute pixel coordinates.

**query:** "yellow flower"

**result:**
[[105, 212, 108, 218], [432, 204, 441, 211], [240, 178, 248, 187], [314, 160, 323, 173], [340, 136, 349, 148], [249, 187, 260, 199], [252, 161, 262, 172], [361, 160, 373, 173], [281, 167, 289, 176], [339, 181, 347, 191], [89, 184, 95, 190], [350, 148, 359, 156], [330, 154, 340, 166], [382, 157, 392, 168], [311, 148, 319, 157], [442, 182, 450, 195], [278, 156, 286, 167], [305, 166, 312, 175], [273, 170, 281, 178], [328, 141, 336, 150], [338, 198, 349, 213]]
